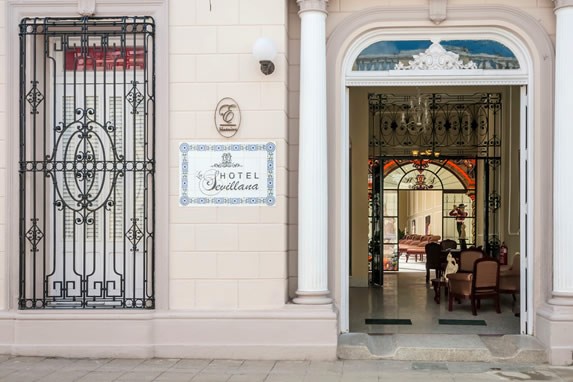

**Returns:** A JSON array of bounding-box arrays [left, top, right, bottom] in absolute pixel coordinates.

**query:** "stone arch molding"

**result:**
[[326, 5, 554, 333], [328, 5, 554, 85]]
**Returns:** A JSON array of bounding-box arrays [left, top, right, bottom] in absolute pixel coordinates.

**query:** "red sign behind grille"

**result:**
[[65, 47, 145, 71]]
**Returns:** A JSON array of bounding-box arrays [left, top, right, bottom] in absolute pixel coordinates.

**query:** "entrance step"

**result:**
[[338, 333, 547, 363]]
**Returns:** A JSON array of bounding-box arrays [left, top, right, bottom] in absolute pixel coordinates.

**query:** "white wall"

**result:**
[[168, 0, 290, 309], [0, 0, 339, 361]]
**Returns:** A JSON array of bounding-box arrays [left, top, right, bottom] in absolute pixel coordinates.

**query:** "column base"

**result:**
[[550, 292, 573, 300], [536, 300, 573, 365], [293, 290, 332, 305]]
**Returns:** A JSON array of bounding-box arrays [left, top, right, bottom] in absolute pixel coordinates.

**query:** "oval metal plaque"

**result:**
[[215, 97, 241, 138]]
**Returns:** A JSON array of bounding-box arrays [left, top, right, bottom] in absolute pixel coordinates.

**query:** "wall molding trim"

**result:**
[[0, 306, 337, 359]]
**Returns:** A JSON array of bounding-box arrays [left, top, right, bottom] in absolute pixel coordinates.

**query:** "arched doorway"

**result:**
[[370, 158, 477, 285], [325, 7, 555, 336], [349, 85, 517, 335]]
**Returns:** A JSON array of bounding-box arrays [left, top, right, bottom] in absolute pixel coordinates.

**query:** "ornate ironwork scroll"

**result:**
[[19, 17, 155, 309], [368, 92, 502, 158]]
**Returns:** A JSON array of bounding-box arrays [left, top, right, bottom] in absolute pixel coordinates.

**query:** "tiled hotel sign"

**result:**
[[179, 142, 276, 206]]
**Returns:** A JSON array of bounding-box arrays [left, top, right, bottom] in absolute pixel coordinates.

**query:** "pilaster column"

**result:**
[[293, 0, 331, 305], [553, 0, 573, 296]]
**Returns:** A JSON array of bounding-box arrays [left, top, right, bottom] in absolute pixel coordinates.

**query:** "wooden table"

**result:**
[[431, 278, 449, 304]]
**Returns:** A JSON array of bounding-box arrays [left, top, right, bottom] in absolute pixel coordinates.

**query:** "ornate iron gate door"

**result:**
[[19, 17, 155, 309], [480, 94, 502, 257], [368, 91, 503, 275]]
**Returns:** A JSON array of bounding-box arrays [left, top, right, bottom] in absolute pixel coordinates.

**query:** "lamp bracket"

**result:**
[[259, 60, 275, 75]]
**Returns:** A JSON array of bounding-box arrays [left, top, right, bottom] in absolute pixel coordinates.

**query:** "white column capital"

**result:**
[[554, 0, 573, 11], [297, 0, 329, 14]]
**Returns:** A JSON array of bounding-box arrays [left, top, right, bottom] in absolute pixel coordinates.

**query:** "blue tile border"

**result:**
[[179, 142, 276, 206]]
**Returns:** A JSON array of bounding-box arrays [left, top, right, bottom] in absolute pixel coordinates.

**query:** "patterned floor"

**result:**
[[351, 261, 520, 335]]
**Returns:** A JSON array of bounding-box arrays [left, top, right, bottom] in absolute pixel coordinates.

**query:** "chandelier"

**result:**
[[402, 88, 430, 131], [404, 89, 442, 158]]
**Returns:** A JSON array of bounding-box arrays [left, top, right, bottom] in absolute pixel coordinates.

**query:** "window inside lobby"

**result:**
[[19, 17, 156, 309]]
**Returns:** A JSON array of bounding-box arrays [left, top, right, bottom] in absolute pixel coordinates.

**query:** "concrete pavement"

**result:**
[[0, 356, 572, 381]]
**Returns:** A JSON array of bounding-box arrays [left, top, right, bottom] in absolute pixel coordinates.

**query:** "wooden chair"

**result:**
[[447, 257, 501, 315], [440, 239, 457, 251], [425, 242, 445, 283]]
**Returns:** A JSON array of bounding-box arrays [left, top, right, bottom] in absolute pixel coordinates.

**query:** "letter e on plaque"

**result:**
[[215, 98, 241, 138]]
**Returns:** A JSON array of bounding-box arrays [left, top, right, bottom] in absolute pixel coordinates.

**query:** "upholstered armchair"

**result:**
[[447, 257, 501, 315], [499, 253, 520, 301], [458, 248, 485, 273]]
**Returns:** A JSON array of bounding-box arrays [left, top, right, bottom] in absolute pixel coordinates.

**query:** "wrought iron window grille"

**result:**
[[19, 17, 155, 309]]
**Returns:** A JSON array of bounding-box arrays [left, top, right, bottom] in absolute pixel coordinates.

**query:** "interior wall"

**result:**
[[474, 86, 521, 260], [403, 191, 443, 238], [349, 88, 369, 287], [502, 86, 521, 263]]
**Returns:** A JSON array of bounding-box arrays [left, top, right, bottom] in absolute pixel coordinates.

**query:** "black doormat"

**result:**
[[439, 319, 487, 326], [365, 318, 412, 325]]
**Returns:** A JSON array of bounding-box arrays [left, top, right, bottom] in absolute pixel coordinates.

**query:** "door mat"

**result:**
[[439, 319, 487, 326], [365, 318, 412, 325]]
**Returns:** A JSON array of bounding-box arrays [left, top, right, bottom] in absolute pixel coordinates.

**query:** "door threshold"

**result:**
[[337, 332, 546, 363]]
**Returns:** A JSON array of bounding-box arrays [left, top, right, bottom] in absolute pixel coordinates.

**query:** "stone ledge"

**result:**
[[338, 333, 547, 363]]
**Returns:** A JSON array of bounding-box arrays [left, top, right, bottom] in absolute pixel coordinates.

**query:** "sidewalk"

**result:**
[[0, 356, 573, 382]]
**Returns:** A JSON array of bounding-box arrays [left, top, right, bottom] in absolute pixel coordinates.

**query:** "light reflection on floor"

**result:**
[[351, 259, 520, 335]]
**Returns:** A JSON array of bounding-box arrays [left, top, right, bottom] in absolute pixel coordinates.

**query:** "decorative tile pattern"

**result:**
[[179, 142, 276, 206]]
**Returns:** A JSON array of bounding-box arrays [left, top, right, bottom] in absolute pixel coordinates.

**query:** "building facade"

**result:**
[[1, 0, 573, 366]]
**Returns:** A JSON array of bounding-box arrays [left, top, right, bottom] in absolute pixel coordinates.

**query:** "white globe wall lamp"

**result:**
[[252, 37, 277, 75]]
